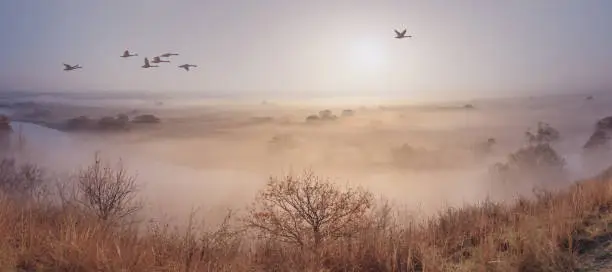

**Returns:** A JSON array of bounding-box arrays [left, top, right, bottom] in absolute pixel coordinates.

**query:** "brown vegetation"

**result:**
[[245, 171, 373, 251], [1, 151, 612, 271], [73, 155, 142, 222]]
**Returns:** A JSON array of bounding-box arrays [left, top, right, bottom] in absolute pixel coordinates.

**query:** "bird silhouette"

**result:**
[[394, 29, 412, 39], [178, 64, 197, 71], [142, 58, 159, 68], [160, 53, 179, 58], [152, 56, 170, 64], [121, 50, 138, 58], [63, 63, 82, 71]]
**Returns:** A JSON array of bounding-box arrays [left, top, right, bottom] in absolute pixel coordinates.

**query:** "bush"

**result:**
[[596, 116, 612, 131], [0, 158, 45, 200], [132, 114, 161, 124], [73, 155, 142, 222], [341, 109, 355, 117], [319, 110, 332, 118], [583, 116, 612, 151], [98, 115, 130, 130], [491, 143, 566, 184], [245, 170, 373, 251], [583, 129, 609, 150], [65, 115, 95, 130], [525, 122, 560, 144], [305, 115, 320, 122]]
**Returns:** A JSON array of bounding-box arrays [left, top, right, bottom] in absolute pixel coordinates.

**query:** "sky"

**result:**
[[1, 0, 612, 102]]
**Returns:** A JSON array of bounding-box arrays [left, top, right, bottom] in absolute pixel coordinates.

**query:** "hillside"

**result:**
[[0, 155, 612, 271]]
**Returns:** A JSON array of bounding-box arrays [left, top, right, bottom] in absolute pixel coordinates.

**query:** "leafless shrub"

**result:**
[[75, 154, 142, 222], [245, 170, 373, 252], [0, 158, 46, 201]]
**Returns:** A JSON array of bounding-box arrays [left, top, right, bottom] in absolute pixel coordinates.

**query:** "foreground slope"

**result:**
[[0, 158, 611, 271]]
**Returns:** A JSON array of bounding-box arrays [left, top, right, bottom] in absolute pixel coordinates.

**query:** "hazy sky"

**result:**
[[1, 1, 611, 101]]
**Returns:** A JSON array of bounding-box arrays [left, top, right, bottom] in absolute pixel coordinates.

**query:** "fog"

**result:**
[[2, 92, 612, 223]]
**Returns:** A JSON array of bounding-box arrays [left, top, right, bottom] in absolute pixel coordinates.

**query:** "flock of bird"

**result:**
[[63, 50, 198, 72], [62, 28, 412, 72]]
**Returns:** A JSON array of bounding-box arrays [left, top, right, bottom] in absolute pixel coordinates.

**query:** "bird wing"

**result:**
[[144, 58, 150, 65], [123, 50, 129, 56], [154, 56, 161, 61], [394, 29, 401, 35], [63, 63, 71, 69], [161, 53, 170, 57], [400, 29, 407, 35]]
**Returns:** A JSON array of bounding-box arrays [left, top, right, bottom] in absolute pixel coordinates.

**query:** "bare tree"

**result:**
[[76, 154, 142, 222], [245, 170, 373, 251]]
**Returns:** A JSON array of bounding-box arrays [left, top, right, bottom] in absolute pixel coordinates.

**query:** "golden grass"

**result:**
[[1, 165, 612, 271]]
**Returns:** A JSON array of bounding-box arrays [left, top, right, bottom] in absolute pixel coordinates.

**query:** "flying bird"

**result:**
[[160, 53, 179, 58], [152, 56, 170, 64], [142, 57, 159, 68], [178, 64, 197, 71], [63, 63, 82, 71], [121, 50, 138, 58], [394, 29, 412, 39]]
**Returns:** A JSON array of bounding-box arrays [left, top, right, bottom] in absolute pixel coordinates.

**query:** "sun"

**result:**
[[349, 40, 386, 73]]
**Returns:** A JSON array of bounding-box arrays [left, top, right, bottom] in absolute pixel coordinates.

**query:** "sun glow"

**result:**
[[349, 40, 386, 73]]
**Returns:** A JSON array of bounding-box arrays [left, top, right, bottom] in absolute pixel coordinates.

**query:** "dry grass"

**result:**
[[1, 157, 612, 271]]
